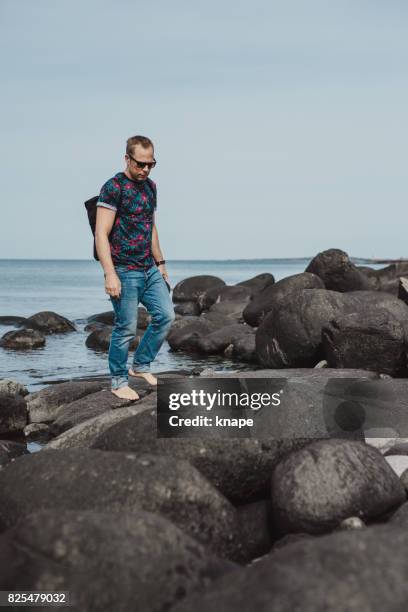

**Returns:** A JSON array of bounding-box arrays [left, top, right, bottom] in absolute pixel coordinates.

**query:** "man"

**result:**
[[95, 135, 175, 400]]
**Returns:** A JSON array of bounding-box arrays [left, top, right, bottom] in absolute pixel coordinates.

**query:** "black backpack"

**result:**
[[84, 178, 157, 261]]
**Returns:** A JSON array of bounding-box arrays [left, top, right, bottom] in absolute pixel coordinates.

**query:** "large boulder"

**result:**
[[26, 380, 109, 423], [0, 328, 45, 349], [23, 311, 75, 333], [174, 301, 201, 316], [91, 408, 314, 503], [0, 393, 27, 434], [49, 389, 153, 436], [196, 323, 254, 355], [199, 285, 252, 312], [227, 332, 258, 363], [207, 300, 248, 323], [306, 249, 371, 292], [171, 525, 408, 612], [0, 440, 29, 468], [0, 449, 242, 561], [236, 273, 275, 295], [173, 276, 226, 303], [0, 316, 27, 326], [243, 273, 324, 327], [167, 319, 218, 352], [0, 510, 236, 612], [85, 326, 141, 351], [271, 439, 406, 535], [322, 308, 406, 376]]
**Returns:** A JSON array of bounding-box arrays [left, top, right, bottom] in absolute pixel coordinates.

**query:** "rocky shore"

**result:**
[[2, 248, 408, 609]]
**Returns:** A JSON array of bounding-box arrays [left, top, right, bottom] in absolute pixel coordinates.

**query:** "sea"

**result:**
[[0, 258, 383, 393]]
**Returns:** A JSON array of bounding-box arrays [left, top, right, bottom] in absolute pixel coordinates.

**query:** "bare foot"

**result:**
[[128, 369, 157, 386], [111, 386, 139, 400]]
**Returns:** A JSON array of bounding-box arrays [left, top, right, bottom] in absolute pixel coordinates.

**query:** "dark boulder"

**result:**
[[23, 311, 75, 333], [173, 276, 226, 303], [171, 525, 408, 612], [85, 326, 141, 351], [228, 332, 258, 363], [243, 273, 324, 327], [0, 510, 236, 612], [236, 273, 275, 295], [174, 301, 201, 316], [199, 285, 252, 312], [305, 248, 371, 292], [270, 439, 406, 535], [322, 308, 406, 376], [167, 319, 218, 352], [0, 393, 27, 435], [196, 323, 254, 355], [87, 310, 114, 325], [0, 440, 29, 468], [0, 316, 26, 326], [0, 328, 45, 349], [0, 449, 242, 561], [236, 500, 274, 560], [26, 380, 109, 423], [207, 300, 248, 323]]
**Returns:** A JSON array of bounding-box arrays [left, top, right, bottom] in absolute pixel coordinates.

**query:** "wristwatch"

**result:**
[[155, 260, 166, 266]]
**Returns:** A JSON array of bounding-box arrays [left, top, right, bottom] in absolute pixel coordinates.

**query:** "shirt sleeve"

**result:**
[[97, 178, 120, 212]]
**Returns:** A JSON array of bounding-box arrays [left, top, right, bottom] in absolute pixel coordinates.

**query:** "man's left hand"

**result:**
[[158, 264, 169, 282]]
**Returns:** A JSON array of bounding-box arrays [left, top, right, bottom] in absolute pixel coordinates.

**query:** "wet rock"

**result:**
[[305, 248, 371, 292], [0, 440, 29, 468], [87, 310, 114, 325], [228, 332, 258, 363], [167, 319, 217, 352], [26, 380, 109, 424], [174, 301, 201, 316], [236, 273, 275, 295], [271, 439, 406, 535], [171, 525, 408, 612], [207, 300, 248, 322], [0, 449, 242, 561], [50, 388, 153, 436], [199, 285, 252, 312], [243, 272, 324, 327], [0, 393, 27, 434], [23, 311, 75, 334], [0, 329, 45, 349], [322, 308, 406, 376], [196, 323, 254, 355], [0, 379, 28, 397], [0, 509, 236, 612], [173, 275, 226, 303], [85, 326, 141, 351], [0, 316, 26, 326]]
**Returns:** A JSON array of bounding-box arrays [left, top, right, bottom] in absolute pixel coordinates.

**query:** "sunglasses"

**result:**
[[127, 153, 157, 170]]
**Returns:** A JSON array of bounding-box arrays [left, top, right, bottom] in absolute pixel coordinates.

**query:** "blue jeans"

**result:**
[[108, 264, 175, 389]]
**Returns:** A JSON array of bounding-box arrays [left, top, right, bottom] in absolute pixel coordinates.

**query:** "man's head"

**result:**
[[125, 135, 156, 182]]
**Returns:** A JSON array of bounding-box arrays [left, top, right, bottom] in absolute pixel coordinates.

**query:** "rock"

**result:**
[[85, 326, 141, 351], [87, 307, 151, 329], [91, 409, 314, 503], [337, 516, 365, 530], [174, 301, 201, 316], [237, 500, 274, 561], [270, 439, 406, 535], [243, 272, 324, 327], [167, 319, 217, 352], [50, 389, 153, 436], [207, 300, 248, 322], [0, 440, 29, 468], [26, 380, 109, 424], [24, 422, 51, 442], [388, 500, 408, 526], [171, 525, 408, 612], [305, 248, 371, 292], [196, 323, 254, 355], [0, 449, 242, 561], [0, 379, 28, 397], [0, 316, 26, 326], [173, 276, 226, 303], [229, 333, 258, 363], [23, 311, 75, 334], [87, 310, 114, 325], [0, 509, 236, 612], [322, 308, 406, 376], [0, 393, 27, 434], [384, 455, 408, 478], [402, 469, 408, 493], [236, 273, 275, 295], [44, 404, 154, 450], [0, 328, 45, 349], [398, 276, 408, 305], [199, 285, 252, 312]]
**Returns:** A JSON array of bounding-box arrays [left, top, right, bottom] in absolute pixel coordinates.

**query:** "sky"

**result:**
[[1, 0, 407, 260]]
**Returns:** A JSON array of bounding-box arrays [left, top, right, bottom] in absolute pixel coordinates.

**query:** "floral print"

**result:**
[[97, 172, 157, 270]]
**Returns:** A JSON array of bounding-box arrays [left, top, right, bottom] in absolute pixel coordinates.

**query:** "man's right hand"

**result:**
[[105, 272, 121, 298]]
